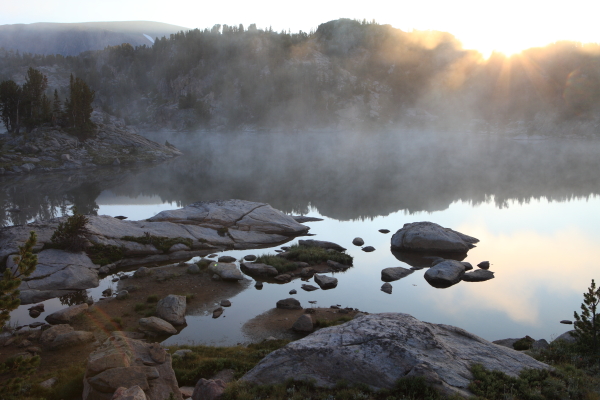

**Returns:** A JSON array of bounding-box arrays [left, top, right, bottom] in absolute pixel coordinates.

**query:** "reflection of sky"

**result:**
[[50, 192, 598, 345]]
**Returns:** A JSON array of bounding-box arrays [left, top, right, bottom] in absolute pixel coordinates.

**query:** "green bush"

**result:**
[[86, 244, 124, 266], [49, 208, 89, 252], [255, 244, 353, 273]]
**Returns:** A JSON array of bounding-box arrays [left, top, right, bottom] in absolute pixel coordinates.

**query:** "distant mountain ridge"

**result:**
[[0, 21, 189, 55]]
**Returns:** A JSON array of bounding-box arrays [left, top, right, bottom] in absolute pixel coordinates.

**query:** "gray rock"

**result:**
[[168, 243, 190, 253], [21, 163, 35, 172], [532, 339, 549, 350], [134, 267, 150, 278], [187, 264, 200, 274], [45, 303, 88, 324], [362, 246, 375, 252], [218, 255, 237, 263], [492, 338, 519, 349], [379, 229, 390, 233], [240, 262, 279, 276], [290, 216, 324, 223], [213, 307, 224, 318], [381, 283, 392, 294], [462, 269, 495, 282], [289, 289, 297, 295], [116, 290, 129, 300], [352, 237, 364, 246], [241, 313, 550, 396], [292, 314, 313, 332], [243, 255, 257, 261], [138, 317, 177, 335], [477, 261, 490, 269], [313, 274, 338, 290], [40, 324, 74, 344], [276, 298, 302, 310], [254, 281, 263, 289], [560, 320, 573, 325], [298, 239, 346, 252], [381, 267, 413, 282], [553, 330, 576, 343], [173, 349, 192, 358], [274, 274, 292, 282], [112, 386, 147, 400], [156, 295, 187, 326], [221, 300, 231, 307], [208, 262, 243, 281], [391, 222, 479, 253], [461, 262, 473, 271], [424, 260, 466, 288], [431, 258, 446, 266], [301, 284, 319, 292], [51, 331, 95, 349], [61, 154, 74, 162], [192, 378, 226, 400]]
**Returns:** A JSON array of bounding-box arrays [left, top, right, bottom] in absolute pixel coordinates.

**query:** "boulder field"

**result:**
[[0, 199, 309, 304], [241, 313, 550, 396]]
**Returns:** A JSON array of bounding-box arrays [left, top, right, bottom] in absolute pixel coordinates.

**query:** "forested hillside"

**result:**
[[1, 19, 599, 133]]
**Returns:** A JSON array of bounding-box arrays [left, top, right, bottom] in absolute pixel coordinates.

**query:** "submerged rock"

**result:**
[[391, 222, 479, 253], [241, 313, 549, 396]]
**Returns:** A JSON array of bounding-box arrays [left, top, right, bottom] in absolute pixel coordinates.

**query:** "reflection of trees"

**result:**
[[59, 290, 89, 306], [3, 133, 600, 223]]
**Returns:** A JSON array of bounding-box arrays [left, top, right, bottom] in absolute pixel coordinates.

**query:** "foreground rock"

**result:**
[[192, 379, 226, 400], [83, 333, 182, 400], [156, 295, 186, 326], [424, 260, 466, 288], [0, 199, 309, 304], [241, 313, 549, 396], [391, 222, 479, 253], [381, 267, 413, 282]]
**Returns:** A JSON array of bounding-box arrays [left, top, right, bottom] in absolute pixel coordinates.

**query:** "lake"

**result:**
[[4, 129, 600, 345]]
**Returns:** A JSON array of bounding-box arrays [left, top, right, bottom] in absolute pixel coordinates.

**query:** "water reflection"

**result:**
[[2, 131, 600, 224]]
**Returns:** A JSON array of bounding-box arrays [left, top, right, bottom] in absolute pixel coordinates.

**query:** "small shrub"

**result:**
[[143, 307, 156, 317], [146, 295, 159, 303], [49, 208, 89, 252], [134, 303, 147, 312], [111, 317, 122, 325], [513, 336, 535, 350], [86, 244, 124, 266]]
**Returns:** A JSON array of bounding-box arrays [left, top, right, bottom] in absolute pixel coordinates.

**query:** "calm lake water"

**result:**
[[4, 129, 600, 345]]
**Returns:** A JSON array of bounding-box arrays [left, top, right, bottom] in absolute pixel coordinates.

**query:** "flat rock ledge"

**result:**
[[391, 222, 479, 253], [241, 313, 550, 396], [0, 199, 309, 304]]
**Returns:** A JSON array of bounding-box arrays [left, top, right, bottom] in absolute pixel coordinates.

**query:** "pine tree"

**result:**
[[573, 279, 600, 353], [65, 74, 95, 138], [0, 231, 37, 328], [52, 89, 62, 127], [21, 67, 48, 131], [0, 80, 22, 133]]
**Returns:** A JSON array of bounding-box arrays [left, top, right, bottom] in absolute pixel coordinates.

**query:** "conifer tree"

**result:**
[[0, 80, 21, 133], [21, 67, 48, 131], [573, 279, 600, 353], [0, 231, 37, 328], [65, 74, 95, 138], [52, 89, 62, 126]]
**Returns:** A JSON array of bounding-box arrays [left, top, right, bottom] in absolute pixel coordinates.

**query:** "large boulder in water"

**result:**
[[391, 222, 479, 253], [241, 313, 550, 396]]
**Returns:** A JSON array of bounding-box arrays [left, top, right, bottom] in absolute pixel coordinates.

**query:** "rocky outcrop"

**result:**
[[83, 333, 182, 400], [156, 295, 186, 326], [0, 200, 309, 304], [391, 222, 479, 253], [241, 313, 550, 396], [424, 260, 466, 288], [0, 122, 182, 175]]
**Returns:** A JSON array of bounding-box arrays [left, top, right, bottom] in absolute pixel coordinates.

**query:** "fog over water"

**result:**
[[4, 129, 600, 344]]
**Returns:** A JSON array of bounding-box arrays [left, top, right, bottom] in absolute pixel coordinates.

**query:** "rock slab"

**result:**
[[391, 222, 479, 253], [241, 313, 549, 396]]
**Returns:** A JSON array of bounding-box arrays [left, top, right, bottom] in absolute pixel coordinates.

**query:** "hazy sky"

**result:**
[[1, 0, 598, 57]]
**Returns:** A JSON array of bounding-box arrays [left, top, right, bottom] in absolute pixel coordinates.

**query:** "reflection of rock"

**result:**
[[313, 274, 338, 290], [477, 261, 490, 269], [391, 222, 479, 253], [381, 283, 392, 294], [301, 284, 319, 292], [462, 269, 494, 282], [391, 250, 466, 269], [381, 267, 413, 282], [241, 313, 549, 396], [423, 260, 465, 288], [362, 246, 375, 252]]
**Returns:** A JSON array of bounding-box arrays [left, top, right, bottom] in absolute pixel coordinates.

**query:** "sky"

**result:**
[[1, 0, 599, 57]]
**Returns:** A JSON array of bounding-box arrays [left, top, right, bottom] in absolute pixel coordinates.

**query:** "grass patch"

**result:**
[[121, 233, 193, 253], [143, 307, 156, 317], [169, 340, 290, 387], [255, 244, 353, 273], [26, 364, 86, 400], [86, 244, 125, 266], [314, 316, 353, 328], [134, 303, 147, 312], [147, 294, 159, 303]]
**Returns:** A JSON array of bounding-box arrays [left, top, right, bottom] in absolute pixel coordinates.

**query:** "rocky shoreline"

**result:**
[[0, 111, 181, 175]]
